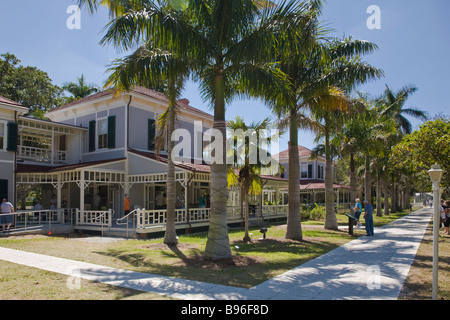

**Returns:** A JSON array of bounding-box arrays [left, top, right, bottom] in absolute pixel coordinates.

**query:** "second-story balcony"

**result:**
[[17, 117, 86, 166], [18, 145, 67, 165]]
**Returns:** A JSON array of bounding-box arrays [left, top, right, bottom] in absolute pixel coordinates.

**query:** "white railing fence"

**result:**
[[76, 209, 112, 227], [17, 145, 67, 164], [0, 209, 72, 234]]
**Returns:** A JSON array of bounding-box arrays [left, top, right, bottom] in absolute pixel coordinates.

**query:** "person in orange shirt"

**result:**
[[124, 194, 130, 216]]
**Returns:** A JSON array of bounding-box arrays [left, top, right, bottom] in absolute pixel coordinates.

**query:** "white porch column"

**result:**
[[51, 127, 55, 166], [275, 185, 279, 213], [184, 176, 188, 210], [79, 170, 85, 218]]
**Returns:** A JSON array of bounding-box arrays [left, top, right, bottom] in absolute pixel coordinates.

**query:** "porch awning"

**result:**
[[16, 158, 126, 184]]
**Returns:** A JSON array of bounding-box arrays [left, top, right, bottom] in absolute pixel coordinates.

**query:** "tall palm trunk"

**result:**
[[349, 152, 357, 210], [324, 124, 337, 230], [205, 69, 231, 260], [163, 96, 178, 245], [376, 170, 382, 217], [243, 185, 251, 242], [285, 110, 302, 240], [243, 155, 251, 242], [391, 174, 396, 213], [383, 180, 390, 215], [364, 155, 371, 201]]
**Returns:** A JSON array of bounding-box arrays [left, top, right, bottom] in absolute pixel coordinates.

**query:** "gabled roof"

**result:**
[[0, 95, 22, 107], [273, 145, 315, 161], [128, 148, 211, 173], [46, 86, 213, 120], [0, 95, 28, 112]]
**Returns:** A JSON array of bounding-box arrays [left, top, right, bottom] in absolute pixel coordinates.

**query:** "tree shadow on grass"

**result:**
[[93, 234, 353, 288]]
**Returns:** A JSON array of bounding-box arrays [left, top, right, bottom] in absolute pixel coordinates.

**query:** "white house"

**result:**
[[0, 87, 350, 236]]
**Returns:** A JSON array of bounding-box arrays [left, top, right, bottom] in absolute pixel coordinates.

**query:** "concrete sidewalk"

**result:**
[[0, 208, 432, 300]]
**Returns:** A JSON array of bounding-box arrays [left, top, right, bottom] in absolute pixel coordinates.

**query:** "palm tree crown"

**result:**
[[62, 74, 99, 99], [377, 85, 428, 135]]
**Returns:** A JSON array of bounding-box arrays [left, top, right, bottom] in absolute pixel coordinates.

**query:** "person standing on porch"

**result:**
[[155, 192, 164, 210], [61, 196, 67, 209], [198, 193, 206, 208], [1, 198, 14, 233], [124, 194, 130, 216], [363, 200, 374, 236], [50, 195, 57, 209]]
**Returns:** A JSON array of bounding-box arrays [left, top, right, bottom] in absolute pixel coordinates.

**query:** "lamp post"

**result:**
[[428, 164, 444, 300]]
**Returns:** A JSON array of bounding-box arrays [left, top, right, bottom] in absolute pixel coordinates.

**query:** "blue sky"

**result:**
[[1, 0, 449, 152]]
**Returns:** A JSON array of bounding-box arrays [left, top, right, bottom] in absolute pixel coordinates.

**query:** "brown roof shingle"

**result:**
[[0, 95, 24, 107], [273, 145, 315, 161]]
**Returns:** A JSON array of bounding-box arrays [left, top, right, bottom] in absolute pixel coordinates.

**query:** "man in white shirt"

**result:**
[[1, 198, 14, 232]]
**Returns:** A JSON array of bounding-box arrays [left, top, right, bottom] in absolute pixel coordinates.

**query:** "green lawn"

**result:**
[[0, 209, 412, 299]]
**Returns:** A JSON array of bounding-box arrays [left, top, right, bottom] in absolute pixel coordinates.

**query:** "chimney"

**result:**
[[178, 98, 190, 105]]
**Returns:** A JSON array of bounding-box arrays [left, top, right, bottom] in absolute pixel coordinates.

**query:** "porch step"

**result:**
[[0, 224, 74, 237]]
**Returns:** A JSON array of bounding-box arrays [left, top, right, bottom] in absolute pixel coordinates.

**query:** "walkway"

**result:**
[[0, 208, 432, 300]]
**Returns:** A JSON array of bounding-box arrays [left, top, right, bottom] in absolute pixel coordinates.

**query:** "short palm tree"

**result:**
[[227, 116, 279, 242]]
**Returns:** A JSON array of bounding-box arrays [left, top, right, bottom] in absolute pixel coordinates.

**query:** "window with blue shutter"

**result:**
[[107, 115, 116, 149], [6, 122, 18, 152], [89, 120, 96, 152]]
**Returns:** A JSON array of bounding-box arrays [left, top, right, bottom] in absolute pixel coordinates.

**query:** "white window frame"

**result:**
[[300, 162, 308, 179], [0, 121, 7, 151]]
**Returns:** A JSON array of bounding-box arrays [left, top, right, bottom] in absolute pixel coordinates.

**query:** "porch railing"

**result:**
[[262, 204, 288, 216], [75, 209, 112, 228], [72, 205, 291, 232], [17, 145, 67, 164], [1, 209, 70, 234], [133, 205, 285, 230]]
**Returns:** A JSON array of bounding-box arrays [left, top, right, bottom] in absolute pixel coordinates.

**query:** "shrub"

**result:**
[[310, 203, 325, 221]]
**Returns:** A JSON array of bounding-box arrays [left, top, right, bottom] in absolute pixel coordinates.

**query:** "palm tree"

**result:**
[[77, 0, 305, 260], [377, 85, 428, 135], [105, 40, 191, 245], [332, 96, 366, 209], [307, 87, 350, 230], [62, 74, 99, 99], [375, 84, 427, 212], [273, 34, 383, 233], [227, 116, 278, 242]]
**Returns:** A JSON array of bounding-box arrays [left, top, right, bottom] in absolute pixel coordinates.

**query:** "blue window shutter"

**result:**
[[107, 115, 116, 149], [6, 122, 18, 152], [89, 120, 96, 152]]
